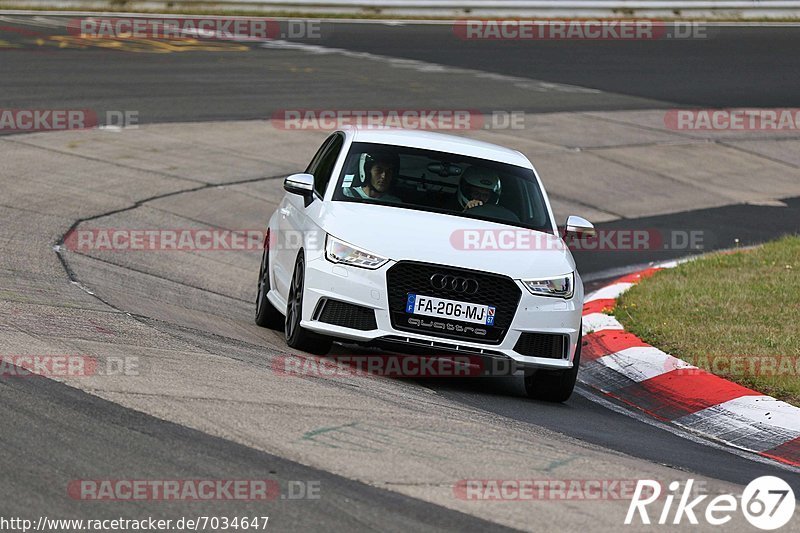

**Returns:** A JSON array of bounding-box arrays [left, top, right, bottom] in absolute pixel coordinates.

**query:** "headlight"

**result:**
[[521, 273, 574, 299], [325, 235, 389, 270]]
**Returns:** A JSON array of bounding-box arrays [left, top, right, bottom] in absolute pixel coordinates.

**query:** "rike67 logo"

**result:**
[[626, 477, 795, 530]]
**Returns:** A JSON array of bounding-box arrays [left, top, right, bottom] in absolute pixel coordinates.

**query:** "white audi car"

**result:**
[[255, 128, 594, 401]]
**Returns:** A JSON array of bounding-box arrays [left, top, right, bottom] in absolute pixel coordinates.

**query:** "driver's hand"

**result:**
[[464, 199, 484, 211]]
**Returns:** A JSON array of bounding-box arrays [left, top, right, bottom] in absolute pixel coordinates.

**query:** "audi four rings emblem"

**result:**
[[430, 274, 479, 294]]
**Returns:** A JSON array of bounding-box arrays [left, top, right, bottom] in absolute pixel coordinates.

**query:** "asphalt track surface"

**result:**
[[0, 369, 516, 532], [2, 15, 800, 530], [2, 18, 800, 123], [289, 23, 800, 109]]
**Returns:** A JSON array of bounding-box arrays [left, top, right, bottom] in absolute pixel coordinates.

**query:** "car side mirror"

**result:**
[[284, 173, 315, 206], [565, 215, 596, 237]]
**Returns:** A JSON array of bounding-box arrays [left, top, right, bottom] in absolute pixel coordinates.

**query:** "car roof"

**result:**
[[343, 127, 532, 169]]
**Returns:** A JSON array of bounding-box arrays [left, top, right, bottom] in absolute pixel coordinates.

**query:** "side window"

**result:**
[[305, 138, 332, 176], [305, 134, 344, 197], [312, 134, 344, 196]]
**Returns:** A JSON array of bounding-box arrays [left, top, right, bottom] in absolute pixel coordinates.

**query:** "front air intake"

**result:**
[[513, 333, 567, 359], [315, 299, 377, 331]]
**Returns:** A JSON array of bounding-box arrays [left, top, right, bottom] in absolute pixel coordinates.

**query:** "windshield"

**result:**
[[332, 142, 553, 233]]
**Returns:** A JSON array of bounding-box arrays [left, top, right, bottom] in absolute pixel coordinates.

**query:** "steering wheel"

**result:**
[[466, 203, 520, 223]]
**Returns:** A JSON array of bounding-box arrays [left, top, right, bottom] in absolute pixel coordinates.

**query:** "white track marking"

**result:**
[[596, 346, 695, 383], [575, 386, 800, 473], [582, 312, 623, 334], [585, 282, 633, 302]]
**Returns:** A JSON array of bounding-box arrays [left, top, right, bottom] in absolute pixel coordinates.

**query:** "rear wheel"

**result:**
[[255, 232, 283, 329], [524, 327, 582, 403], [285, 252, 332, 355]]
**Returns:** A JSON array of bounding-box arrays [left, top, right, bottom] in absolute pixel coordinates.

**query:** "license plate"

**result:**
[[406, 294, 495, 326]]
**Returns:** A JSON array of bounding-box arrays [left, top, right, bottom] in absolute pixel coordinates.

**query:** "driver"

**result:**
[[344, 151, 401, 203], [456, 166, 502, 211]]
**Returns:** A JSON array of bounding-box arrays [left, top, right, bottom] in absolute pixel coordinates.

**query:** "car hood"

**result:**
[[318, 201, 575, 279]]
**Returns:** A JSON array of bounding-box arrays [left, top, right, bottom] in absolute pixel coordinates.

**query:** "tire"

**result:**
[[255, 233, 284, 329], [523, 327, 582, 403], [285, 251, 332, 355]]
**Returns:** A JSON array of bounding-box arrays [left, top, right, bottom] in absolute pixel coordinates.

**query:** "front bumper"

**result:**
[[300, 254, 583, 370]]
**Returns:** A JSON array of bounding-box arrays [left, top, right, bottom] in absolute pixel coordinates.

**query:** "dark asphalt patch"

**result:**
[[0, 361, 518, 532]]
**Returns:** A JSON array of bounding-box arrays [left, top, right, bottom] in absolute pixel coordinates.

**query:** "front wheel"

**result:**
[[524, 328, 582, 403], [285, 252, 332, 355]]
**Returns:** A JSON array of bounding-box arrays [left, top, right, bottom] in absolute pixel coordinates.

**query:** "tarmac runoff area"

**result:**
[[2, 110, 800, 530]]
